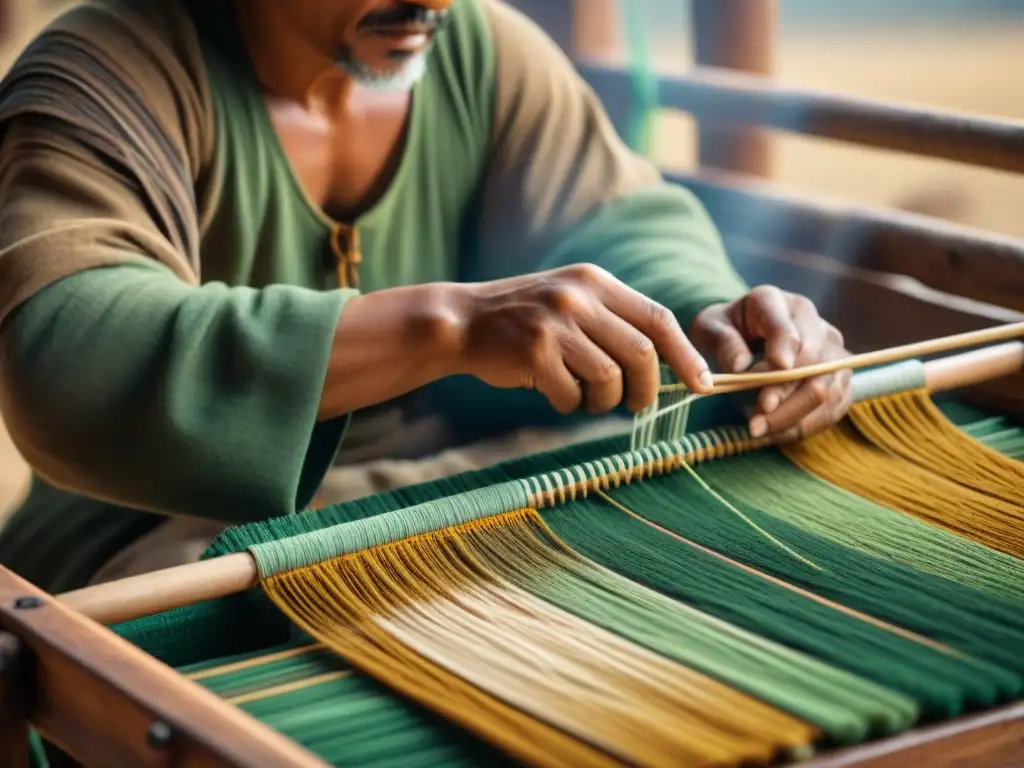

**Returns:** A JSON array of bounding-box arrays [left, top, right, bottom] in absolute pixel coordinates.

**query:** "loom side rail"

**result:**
[[0, 631, 29, 767], [574, 62, 1024, 175], [801, 701, 1024, 768], [0, 564, 330, 768]]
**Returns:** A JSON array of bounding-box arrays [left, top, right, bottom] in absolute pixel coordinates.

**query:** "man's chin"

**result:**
[[335, 51, 429, 93]]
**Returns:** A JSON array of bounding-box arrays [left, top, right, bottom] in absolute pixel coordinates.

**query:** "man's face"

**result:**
[[280, 1, 454, 92]]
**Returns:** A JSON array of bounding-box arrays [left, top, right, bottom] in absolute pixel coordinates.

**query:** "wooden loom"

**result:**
[[0, 331, 1021, 768], [2, 2, 1024, 767]]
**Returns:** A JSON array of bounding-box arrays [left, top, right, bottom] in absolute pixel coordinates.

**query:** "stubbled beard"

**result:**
[[333, 47, 429, 92], [334, 3, 447, 92]]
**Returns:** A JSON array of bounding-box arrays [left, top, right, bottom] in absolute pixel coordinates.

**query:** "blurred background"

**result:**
[[0, 0, 1021, 521], [581, 0, 1024, 239]]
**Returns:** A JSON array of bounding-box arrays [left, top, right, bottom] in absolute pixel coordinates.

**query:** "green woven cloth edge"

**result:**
[[250, 480, 529, 577], [249, 428, 749, 577]]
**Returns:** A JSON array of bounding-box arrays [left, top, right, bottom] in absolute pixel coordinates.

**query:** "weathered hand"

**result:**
[[451, 264, 714, 415], [690, 285, 853, 443]]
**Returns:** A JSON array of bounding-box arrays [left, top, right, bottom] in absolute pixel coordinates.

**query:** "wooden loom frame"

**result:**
[[0, 339, 1022, 768], [1, 1, 1023, 766]]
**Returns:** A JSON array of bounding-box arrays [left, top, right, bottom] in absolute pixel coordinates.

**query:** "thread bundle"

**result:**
[[263, 510, 821, 768], [785, 390, 1024, 557]]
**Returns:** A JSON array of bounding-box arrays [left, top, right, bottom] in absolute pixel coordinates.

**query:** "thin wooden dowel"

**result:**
[[57, 338, 1024, 627], [680, 321, 1024, 395], [925, 341, 1024, 395], [60, 553, 258, 627]]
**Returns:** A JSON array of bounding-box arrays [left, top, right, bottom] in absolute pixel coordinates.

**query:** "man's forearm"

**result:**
[[1, 261, 482, 520], [316, 282, 466, 421]]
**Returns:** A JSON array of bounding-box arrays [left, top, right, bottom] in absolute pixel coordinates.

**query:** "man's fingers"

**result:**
[[770, 367, 853, 445], [754, 302, 827, 416], [559, 325, 627, 414], [763, 425, 802, 446], [773, 396, 844, 445], [691, 313, 754, 373], [600, 283, 712, 393], [579, 309, 661, 412], [750, 373, 835, 438], [534, 364, 584, 415], [526, 333, 583, 415], [742, 287, 802, 370], [757, 380, 799, 418]]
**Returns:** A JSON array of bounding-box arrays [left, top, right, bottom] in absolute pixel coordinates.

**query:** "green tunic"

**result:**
[[0, 0, 748, 592]]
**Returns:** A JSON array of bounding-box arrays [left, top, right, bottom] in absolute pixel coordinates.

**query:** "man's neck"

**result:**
[[232, 0, 353, 115]]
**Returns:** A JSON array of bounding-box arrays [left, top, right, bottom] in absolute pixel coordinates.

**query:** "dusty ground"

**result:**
[[0, 6, 1021, 523]]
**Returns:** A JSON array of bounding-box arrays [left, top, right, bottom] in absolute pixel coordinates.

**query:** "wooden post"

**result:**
[[692, 0, 777, 177], [504, 0, 618, 60], [0, 0, 22, 39], [507, 0, 627, 134], [573, 0, 618, 61]]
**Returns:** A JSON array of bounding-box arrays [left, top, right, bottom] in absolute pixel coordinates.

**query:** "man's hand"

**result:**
[[690, 286, 853, 443], [450, 264, 714, 415]]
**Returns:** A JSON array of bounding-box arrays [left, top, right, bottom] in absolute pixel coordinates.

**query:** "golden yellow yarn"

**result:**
[[850, 390, 1024, 507], [783, 390, 1024, 557]]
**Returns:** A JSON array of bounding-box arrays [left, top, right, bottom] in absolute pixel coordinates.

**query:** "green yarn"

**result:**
[[539, 502, 1017, 721], [701, 450, 1024, 602], [206, 433, 631, 563], [248, 426, 766, 578], [109, 402, 1024, 763], [244, 359, 1024, 579], [481, 522, 917, 744], [184, 645, 346, 699], [188, 527, 919, 753], [115, 583, 293, 668], [584, 467, 1024, 678], [184, 643, 517, 768], [934, 400, 1024, 458], [850, 360, 927, 402], [962, 417, 1024, 459]]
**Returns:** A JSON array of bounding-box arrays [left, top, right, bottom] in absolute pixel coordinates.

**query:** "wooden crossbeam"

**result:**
[[577, 63, 1024, 175], [668, 169, 1024, 314], [803, 702, 1024, 768], [692, 0, 778, 177]]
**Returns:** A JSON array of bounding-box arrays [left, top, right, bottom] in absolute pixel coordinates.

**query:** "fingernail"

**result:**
[[699, 370, 714, 391], [732, 353, 754, 373], [782, 339, 799, 368], [763, 392, 779, 414], [750, 415, 768, 438]]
